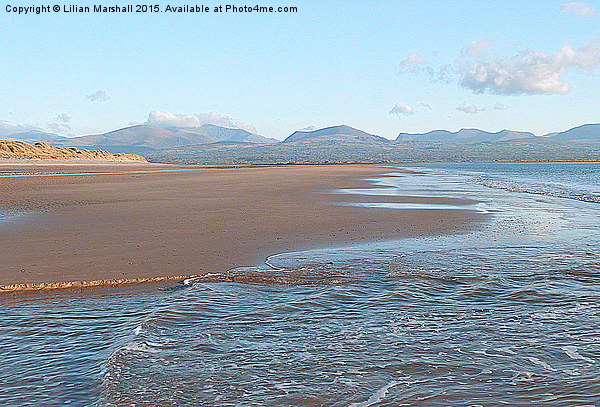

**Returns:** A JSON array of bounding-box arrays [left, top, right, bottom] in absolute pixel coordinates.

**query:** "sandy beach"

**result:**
[[0, 162, 484, 292]]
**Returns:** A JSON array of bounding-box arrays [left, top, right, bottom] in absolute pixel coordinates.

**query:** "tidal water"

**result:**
[[1, 163, 598, 406]]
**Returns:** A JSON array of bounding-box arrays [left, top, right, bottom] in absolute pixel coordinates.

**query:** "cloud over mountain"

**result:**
[[146, 110, 257, 133], [47, 113, 72, 135], [389, 102, 414, 116], [0, 121, 40, 136], [55, 113, 71, 123]]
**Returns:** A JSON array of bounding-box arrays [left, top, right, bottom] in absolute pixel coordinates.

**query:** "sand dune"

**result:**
[[0, 140, 146, 161]]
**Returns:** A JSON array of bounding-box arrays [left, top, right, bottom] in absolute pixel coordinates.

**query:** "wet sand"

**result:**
[[0, 162, 485, 292]]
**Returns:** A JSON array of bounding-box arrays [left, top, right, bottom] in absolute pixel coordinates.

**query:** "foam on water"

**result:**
[[562, 346, 596, 364], [470, 173, 600, 203], [341, 202, 480, 211], [349, 380, 400, 407]]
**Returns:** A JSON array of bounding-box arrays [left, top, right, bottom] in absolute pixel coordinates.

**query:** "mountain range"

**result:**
[[284, 125, 388, 143], [45, 124, 278, 154], [543, 123, 600, 142], [1, 123, 598, 156], [2, 131, 67, 144], [396, 123, 600, 143]]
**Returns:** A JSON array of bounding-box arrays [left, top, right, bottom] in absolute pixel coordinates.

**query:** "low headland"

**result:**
[[0, 139, 146, 161]]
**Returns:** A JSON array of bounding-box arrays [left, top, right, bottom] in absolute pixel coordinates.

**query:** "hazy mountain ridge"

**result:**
[[146, 123, 600, 164], [2, 131, 66, 144], [547, 123, 600, 142], [0, 123, 597, 163], [397, 124, 600, 143], [49, 124, 277, 154], [169, 124, 278, 144], [284, 125, 388, 143]]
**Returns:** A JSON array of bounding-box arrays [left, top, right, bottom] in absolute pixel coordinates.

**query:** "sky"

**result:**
[[0, 0, 598, 140]]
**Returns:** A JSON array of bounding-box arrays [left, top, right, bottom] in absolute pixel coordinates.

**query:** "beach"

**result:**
[[1, 162, 598, 406], [0, 162, 482, 291]]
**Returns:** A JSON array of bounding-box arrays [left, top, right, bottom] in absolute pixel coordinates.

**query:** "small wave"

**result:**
[[562, 346, 595, 363], [120, 342, 160, 353], [469, 175, 600, 203], [184, 262, 358, 286], [527, 356, 556, 371], [349, 381, 399, 407]]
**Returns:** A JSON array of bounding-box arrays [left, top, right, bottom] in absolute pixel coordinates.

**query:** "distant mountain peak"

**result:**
[[546, 123, 600, 142], [284, 125, 387, 143], [49, 123, 276, 154]]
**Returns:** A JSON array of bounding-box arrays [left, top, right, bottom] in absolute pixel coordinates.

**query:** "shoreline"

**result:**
[[0, 163, 485, 294], [388, 160, 600, 165], [0, 274, 199, 294]]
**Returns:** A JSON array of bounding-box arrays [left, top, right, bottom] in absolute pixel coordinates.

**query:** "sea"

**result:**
[[1, 163, 598, 406]]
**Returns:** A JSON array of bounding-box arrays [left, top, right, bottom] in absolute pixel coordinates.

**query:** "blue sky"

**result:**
[[0, 0, 598, 139]]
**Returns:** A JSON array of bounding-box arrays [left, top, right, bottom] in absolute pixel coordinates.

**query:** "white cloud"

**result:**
[[55, 113, 71, 123], [0, 121, 40, 136], [146, 110, 257, 133], [398, 53, 454, 82], [45, 113, 73, 135], [398, 53, 427, 74], [300, 125, 316, 131], [389, 102, 415, 116], [86, 90, 110, 102], [400, 36, 599, 96], [460, 36, 600, 95], [418, 102, 433, 110], [47, 122, 71, 134], [455, 103, 509, 113], [1, 118, 74, 137], [435, 64, 455, 83], [464, 38, 495, 57], [456, 104, 485, 114], [561, 2, 596, 18]]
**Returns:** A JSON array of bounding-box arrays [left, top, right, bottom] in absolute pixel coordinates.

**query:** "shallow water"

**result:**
[[0, 207, 30, 225], [0, 167, 228, 178], [1, 163, 598, 406]]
